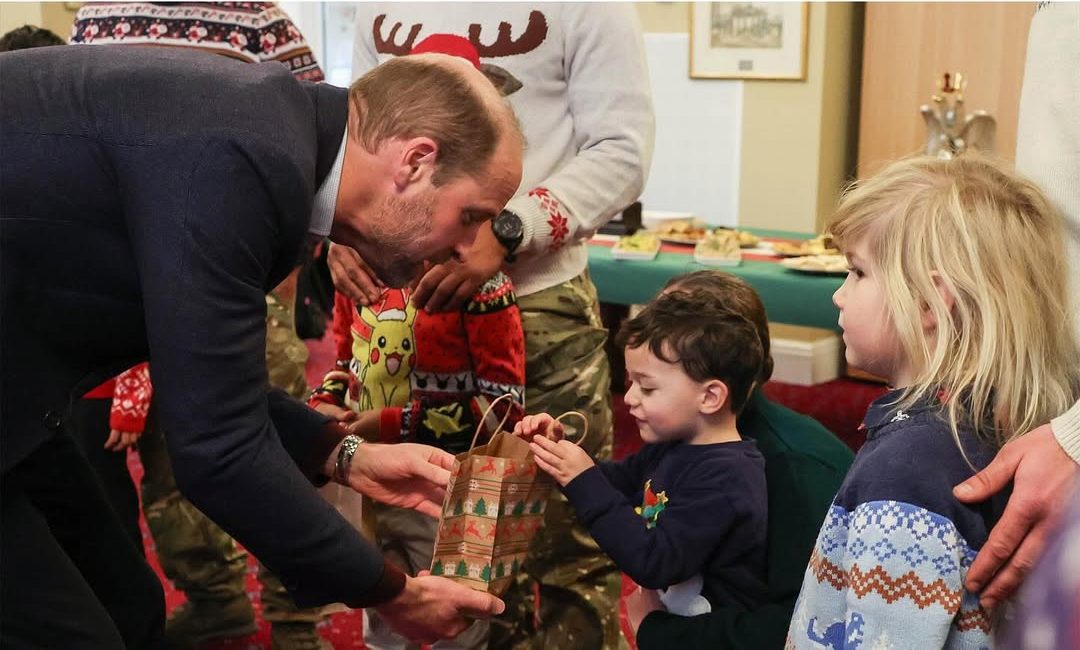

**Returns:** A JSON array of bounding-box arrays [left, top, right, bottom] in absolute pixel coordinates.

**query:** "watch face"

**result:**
[[494, 210, 523, 240]]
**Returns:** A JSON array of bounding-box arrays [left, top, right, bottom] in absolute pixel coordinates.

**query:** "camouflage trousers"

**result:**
[[138, 292, 321, 624], [363, 503, 490, 650], [488, 270, 625, 650]]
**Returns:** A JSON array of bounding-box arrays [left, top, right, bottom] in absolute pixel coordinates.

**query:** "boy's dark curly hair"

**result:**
[[0, 25, 65, 52], [617, 287, 764, 414]]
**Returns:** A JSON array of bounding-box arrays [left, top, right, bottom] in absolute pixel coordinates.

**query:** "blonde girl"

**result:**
[[787, 155, 1079, 649]]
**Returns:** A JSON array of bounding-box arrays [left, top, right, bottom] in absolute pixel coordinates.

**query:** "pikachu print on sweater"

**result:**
[[354, 289, 417, 410]]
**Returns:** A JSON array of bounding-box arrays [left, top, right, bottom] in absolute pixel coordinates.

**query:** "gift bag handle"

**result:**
[[467, 393, 519, 456], [553, 411, 589, 448]]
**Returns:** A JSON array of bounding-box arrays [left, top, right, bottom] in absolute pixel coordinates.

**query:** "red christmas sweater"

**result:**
[[83, 362, 153, 434], [309, 272, 525, 454]]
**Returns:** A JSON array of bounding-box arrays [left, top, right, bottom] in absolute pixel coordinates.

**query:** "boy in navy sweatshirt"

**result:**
[[516, 289, 769, 614]]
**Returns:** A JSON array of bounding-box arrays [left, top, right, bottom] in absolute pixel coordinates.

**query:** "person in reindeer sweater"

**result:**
[[335, 6, 655, 648], [309, 274, 525, 650]]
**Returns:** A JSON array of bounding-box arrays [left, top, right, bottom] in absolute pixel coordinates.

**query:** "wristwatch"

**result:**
[[491, 209, 524, 263]]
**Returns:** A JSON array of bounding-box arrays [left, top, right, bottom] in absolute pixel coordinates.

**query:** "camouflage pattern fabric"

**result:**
[[139, 291, 321, 623], [363, 503, 490, 650], [488, 270, 626, 650]]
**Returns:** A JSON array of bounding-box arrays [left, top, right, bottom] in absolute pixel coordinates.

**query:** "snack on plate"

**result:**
[[737, 230, 761, 248], [652, 219, 709, 243], [612, 231, 661, 260], [615, 231, 660, 252], [694, 229, 742, 266], [780, 254, 848, 274], [771, 235, 839, 257]]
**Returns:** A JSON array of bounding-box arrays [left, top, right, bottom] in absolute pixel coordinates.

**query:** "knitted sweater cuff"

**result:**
[[380, 407, 403, 444], [1052, 399, 1080, 464], [509, 193, 550, 258]]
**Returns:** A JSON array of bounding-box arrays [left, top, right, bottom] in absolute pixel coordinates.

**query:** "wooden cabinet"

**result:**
[[857, 2, 1035, 177]]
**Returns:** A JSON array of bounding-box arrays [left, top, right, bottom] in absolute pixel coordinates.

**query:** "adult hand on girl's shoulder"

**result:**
[[953, 423, 1078, 608], [529, 434, 594, 486]]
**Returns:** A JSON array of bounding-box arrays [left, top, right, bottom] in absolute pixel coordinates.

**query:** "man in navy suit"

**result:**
[[0, 44, 522, 648]]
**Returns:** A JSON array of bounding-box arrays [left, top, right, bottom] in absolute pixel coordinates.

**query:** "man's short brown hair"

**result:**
[[663, 270, 774, 383], [617, 289, 764, 415], [348, 56, 511, 185]]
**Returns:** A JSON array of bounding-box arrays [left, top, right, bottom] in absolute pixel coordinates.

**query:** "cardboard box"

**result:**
[[768, 323, 842, 386]]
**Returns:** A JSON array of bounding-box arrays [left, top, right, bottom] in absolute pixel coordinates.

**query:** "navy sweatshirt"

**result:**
[[563, 439, 768, 610]]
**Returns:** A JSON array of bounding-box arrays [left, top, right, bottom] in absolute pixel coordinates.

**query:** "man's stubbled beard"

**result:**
[[366, 190, 435, 288]]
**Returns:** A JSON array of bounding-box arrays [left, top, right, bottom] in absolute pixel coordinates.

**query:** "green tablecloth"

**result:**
[[586, 228, 843, 331]]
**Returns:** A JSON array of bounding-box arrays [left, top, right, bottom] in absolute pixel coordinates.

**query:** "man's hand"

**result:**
[[953, 423, 1078, 608], [327, 242, 384, 305], [104, 428, 140, 451], [625, 585, 665, 637], [513, 413, 565, 443], [374, 571, 505, 645], [412, 225, 505, 313], [529, 434, 595, 487], [343, 442, 455, 517]]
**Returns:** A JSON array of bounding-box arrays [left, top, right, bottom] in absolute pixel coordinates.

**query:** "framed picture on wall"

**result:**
[[689, 2, 808, 80]]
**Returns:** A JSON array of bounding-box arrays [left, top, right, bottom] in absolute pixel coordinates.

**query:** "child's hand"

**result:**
[[513, 413, 565, 442], [529, 435, 594, 486]]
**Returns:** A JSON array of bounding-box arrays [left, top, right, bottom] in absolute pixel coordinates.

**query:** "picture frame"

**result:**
[[689, 2, 809, 80]]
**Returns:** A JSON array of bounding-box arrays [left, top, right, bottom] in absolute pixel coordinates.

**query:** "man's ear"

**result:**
[[392, 137, 438, 190], [700, 379, 729, 416], [921, 272, 956, 331]]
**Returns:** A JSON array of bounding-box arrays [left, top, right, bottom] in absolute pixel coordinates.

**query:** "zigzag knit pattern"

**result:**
[[787, 500, 992, 650]]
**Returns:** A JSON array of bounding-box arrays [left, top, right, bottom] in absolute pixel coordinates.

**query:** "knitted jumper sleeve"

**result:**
[[380, 273, 526, 450], [786, 413, 999, 649], [1052, 400, 1080, 463], [1015, 3, 1080, 464], [109, 362, 153, 434], [307, 290, 357, 409], [507, 3, 654, 259], [256, 4, 326, 81], [562, 455, 743, 590]]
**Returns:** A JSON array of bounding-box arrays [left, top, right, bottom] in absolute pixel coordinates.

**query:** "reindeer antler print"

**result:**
[[468, 10, 548, 58], [373, 14, 422, 56]]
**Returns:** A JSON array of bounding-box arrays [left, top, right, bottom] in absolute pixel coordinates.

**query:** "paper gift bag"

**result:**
[[430, 396, 586, 596]]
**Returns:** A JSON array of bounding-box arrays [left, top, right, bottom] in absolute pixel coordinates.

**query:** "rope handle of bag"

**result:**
[[467, 395, 590, 455]]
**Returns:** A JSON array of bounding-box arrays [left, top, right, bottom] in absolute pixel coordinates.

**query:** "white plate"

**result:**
[[657, 234, 705, 246], [780, 255, 847, 275]]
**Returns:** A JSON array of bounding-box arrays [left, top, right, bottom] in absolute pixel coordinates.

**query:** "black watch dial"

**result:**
[[493, 209, 524, 254]]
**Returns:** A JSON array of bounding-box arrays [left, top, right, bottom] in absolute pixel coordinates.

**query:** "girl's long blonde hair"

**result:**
[[829, 154, 1079, 449]]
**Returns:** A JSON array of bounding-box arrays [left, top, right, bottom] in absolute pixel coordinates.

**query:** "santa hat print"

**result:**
[[373, 289, 410, 322]]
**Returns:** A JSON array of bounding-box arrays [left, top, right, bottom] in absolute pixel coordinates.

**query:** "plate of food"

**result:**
[[770, 235, 839, 257], [694, 230, 742, 267], [612, 231, 661, 260], [650, 218, 710, 245], [780, 254, 848, 275], [715, 227, 761, 248]]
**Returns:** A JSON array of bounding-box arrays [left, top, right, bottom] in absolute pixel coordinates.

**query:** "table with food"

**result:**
[[587, 217, 846, 331]]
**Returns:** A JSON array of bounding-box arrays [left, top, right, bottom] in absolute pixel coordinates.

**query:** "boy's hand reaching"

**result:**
[[513, 413, 566, 442], [529, 434, 594, 487]]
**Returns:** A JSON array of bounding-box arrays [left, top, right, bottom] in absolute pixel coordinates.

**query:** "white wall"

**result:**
[[639, 33, 742, 226]]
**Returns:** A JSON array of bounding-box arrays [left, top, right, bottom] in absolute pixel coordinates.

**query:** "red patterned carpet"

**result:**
[[128, 334, 883, 649]]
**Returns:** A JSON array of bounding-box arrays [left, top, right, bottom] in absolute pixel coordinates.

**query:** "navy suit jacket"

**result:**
[[0, 45, 403, 607]]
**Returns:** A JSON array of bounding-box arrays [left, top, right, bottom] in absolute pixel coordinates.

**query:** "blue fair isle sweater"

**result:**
[[563, 439, 768, 610], [786, 390, 1008, 650]]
